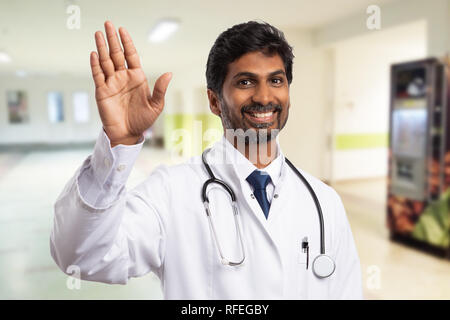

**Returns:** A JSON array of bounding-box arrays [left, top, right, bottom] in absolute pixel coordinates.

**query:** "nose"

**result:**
[[252, 82, 273, 106]]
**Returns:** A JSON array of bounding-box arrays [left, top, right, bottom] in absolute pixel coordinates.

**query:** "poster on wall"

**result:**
[[7, 90, 29, 123]]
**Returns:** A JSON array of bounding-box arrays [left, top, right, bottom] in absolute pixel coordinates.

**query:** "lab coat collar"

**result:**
[[203, 133, 289, 265], [210, 134, 288, 267], [219, 135, 284, 187]]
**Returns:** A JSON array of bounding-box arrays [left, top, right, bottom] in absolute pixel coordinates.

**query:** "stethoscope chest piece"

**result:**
[[312, 254, 335, 278]]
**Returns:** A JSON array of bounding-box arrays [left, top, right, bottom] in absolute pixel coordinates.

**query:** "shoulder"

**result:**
[[291, 165, 346, 221], [148, 155, 205, 183], [133, 155, 204, 204], [292, 166, 338, 200]]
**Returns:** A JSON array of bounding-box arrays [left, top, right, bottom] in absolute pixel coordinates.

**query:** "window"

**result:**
[[48, 91, 64, 123], [72, 91, 90, 123]]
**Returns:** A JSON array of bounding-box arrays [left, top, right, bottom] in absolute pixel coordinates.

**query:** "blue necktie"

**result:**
[[246, 170, 272, 219]]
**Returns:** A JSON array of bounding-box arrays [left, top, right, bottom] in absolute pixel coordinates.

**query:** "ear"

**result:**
[[207, 89, 221, 117]]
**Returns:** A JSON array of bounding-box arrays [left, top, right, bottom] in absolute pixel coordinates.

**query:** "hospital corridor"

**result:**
[[0, 0, 449, 300]]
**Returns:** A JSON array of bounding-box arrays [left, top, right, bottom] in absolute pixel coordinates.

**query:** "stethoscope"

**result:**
[[201, 148, 336, 279]]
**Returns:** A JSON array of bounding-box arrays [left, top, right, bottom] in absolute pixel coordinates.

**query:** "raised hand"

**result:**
[[90, 21, 172, 147]]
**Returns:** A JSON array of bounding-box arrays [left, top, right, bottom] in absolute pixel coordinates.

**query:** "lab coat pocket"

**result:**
[[297, 237, 310, 299]]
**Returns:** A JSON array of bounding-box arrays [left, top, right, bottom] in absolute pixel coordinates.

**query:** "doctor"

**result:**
[[50, 20, 363, 299]]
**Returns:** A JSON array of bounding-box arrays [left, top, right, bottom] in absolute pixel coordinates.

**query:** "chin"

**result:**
[[244, 128, 280, 144]]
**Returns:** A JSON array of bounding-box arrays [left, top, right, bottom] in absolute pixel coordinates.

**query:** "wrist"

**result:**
[[110, 135, 142, 148]]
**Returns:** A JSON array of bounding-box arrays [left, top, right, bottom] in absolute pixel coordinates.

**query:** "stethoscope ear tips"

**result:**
[[312, 254, 336, 278], [221, 258, 229, 265]]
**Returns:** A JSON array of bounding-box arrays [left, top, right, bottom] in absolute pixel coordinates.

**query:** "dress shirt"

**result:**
[[77, 129, 145, 208], [221, 135, 283, 204]]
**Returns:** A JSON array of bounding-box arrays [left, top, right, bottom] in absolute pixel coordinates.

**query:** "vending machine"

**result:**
[[387, 58, 450, 258]]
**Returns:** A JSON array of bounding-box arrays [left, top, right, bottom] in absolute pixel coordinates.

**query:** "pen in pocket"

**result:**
[[301, 237, 309, 270]]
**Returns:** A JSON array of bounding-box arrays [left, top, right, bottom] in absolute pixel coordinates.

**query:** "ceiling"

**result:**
[[0, 0, 397, 76]]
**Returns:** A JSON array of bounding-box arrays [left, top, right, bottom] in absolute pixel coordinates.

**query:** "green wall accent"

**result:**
[[165, 117, 388, 153], [335, 133, 388, 150], [194, 113, 223, 150], [164, 113, 223, 156]]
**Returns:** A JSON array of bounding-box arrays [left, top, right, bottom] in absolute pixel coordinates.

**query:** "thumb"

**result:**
[[150, 72, 172, 108]]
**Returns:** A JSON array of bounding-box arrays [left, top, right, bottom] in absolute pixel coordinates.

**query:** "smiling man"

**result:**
[[50, 20, 363, 299], [207, 23, 291, 168]]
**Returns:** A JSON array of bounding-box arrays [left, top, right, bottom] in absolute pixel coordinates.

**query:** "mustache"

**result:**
[[241, 103, 282, 114]]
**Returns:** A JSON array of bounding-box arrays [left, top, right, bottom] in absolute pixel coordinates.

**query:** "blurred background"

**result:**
[[0, 0, 449, 299]]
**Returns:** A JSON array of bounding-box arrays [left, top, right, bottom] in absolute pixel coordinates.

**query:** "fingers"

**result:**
[[150, 72, 172, 108], [93, 21, 144, 83], [95, 31, 115, 78], [104, 21, 126, 71], [118, 27, 141, 69], [90, 51, 105, 88]]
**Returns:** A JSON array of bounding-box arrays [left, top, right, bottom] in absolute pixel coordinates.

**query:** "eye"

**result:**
[[271, 78, 284, 85], [238, 79, 252, 86]]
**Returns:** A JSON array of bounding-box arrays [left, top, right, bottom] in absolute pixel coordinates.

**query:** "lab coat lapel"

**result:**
[[206, 139, 283, 257], [263, 153, 287, 224]]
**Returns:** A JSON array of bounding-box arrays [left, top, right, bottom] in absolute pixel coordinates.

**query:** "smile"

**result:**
[[244, 111, 278, 123]]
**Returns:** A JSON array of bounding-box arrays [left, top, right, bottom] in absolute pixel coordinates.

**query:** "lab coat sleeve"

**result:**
[[50, 129, 168, 284], [328, 188, 364, 299]]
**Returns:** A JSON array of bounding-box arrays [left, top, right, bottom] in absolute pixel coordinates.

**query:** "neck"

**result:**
[[225, 135, 278, 169]]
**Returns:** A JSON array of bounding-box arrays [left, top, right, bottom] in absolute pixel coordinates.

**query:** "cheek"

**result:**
[[230, 90, 252, 109], [278, 101, 290, 122], [227, 102, 245, 118], [283, 97, 290, 111]]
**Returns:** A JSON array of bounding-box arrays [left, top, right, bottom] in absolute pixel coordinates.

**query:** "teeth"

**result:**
[[250, 112, 273, 118]]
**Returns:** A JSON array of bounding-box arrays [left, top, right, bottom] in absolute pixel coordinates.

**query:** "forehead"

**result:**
[[226, 51, 285, 78]]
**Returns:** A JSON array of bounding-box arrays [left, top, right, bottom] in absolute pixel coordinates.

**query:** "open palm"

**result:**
[[90, 21, 172, 147]]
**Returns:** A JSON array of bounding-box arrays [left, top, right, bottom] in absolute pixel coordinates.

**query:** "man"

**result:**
[[50, 20, 363, 299]]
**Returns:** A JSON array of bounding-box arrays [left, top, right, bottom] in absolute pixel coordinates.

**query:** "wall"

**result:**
[[314, 0, 449, 57], [279, 28, 331, 181], [0, 26, 331, 180], [331, 21, 427, 180], [0, 74, 100, 144], [0, 72, 181, 146], [313, 0, 450, 181], [162, 67, 222, 157]]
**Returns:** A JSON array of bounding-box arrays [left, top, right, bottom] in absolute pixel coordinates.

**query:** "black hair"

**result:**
[[206, 21, 294, 97]]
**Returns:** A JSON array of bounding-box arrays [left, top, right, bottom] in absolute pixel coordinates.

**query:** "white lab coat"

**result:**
[[50, 129, 363, 299]]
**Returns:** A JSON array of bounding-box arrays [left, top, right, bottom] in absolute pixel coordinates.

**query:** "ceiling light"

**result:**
[[0, 51, 11, 63], [148, 19, 179, 43]]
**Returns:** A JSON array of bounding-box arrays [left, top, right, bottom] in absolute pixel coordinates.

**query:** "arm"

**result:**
[[50, 20, 172, 284], [50, 129, 170, 283]]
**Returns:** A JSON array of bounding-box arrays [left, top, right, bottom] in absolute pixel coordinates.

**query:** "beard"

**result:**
[[220, 99, 288, 144]]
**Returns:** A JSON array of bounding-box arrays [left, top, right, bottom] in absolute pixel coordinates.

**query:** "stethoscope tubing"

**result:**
[[201, 147, 333, 277], [201, 148, 325, 255], [284, 158, 325, 255]]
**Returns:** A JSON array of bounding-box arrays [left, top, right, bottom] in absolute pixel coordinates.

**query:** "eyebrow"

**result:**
[[232, 69, 286, 80]]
